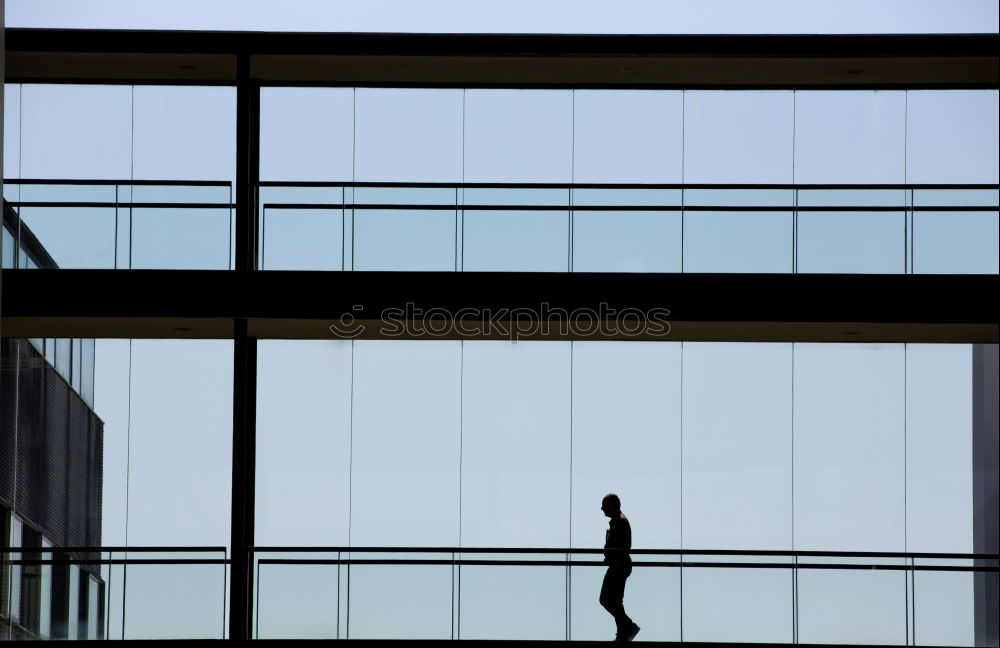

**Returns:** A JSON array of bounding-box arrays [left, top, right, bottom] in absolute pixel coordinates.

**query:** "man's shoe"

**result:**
[[624, 623, 640, 641]]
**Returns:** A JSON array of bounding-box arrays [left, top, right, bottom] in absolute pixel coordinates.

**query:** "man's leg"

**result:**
[[599, 566, 634, 637]]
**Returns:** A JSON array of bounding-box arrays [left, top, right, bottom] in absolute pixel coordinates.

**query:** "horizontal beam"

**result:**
[[6, 30, 998, 87], [1, 270, 996, 343]]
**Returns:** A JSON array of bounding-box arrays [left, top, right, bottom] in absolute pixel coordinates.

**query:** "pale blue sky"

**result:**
[[6, 0, 1000, 34]]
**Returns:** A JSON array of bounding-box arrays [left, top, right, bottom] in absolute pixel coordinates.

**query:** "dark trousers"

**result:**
[[599, 563, 634, 636]]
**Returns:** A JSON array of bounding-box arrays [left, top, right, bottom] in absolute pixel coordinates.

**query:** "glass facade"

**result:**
[[1, 44, 997, 645]]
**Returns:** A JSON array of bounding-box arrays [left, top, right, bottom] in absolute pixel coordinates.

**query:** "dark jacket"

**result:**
[[604, 512, 632, 566]]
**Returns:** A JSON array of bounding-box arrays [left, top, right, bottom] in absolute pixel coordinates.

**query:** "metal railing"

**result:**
[[3, 180, 998, 274], [250, 546, 1000, 644]]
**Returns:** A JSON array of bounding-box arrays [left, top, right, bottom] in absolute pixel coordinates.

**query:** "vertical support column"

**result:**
[[973, 343, 998, 648], [230, 319, 257, 640], [230, 50, 260, 641]]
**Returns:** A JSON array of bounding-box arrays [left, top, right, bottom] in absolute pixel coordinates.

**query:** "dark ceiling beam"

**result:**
[[2, 270, 996, 343], [5, 29, 998, 87]]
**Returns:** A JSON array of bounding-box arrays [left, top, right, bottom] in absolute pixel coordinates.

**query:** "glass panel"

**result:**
[[462, 209, 569, 272], [10, 517, 23, 624], [458, 561, 565, 640], [122, 559, 225, 639], [913, 189, 999, 207], [572, 210, 682, 272], [793, 91, 906, 184], [124, 341, 232, 547], [18, 207, 116, 269], [796, 560, 907, 645], [793, 344, 905, 551], [39, 540, 52, 639], [87, 576, 99, 640], [571, 342, 681, 550], [80, 339, 96, 408], [573, 90, 683, 183], [683, 91, 794, 183], [464, 90, 573, 183], [129, 207, 231, 270], [72, 339, 83, 391], [797, 188, 906, 207], [68, 564, 78, 639], [261, 207, 344, 270], [255, 341, 352, 546], [906, 90, 999, 184], [572, 188, 681, 207], [913, 564, 975, 647], [796, 211, 905, 274], [905, 345, 974, 552], [570, 561, 680, 642], [256, 561, 340, 639], [4, 84, 20, 181], [20, 84, 131, 180], [260, 87, 354, 182], [912, 211, 1000, 274], [461, 342, 570, 548], [351, 341, 461, 546], [132, 86, 235, 182], [19, 183, 116, 203], [355, 88, 463, 182], [352, 208, 456, 271], [55, 338, 71, 379], [682, 211, 792, 273], [685, 188, 793, 207], [348, 559, 452, 639], [130, 183, 231, 205], [682, 343, 793, 550], [682, 563, 792, 643], [2, 225, 15, 269]]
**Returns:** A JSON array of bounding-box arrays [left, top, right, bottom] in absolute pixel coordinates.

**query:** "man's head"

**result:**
[[601, 493, 621, 518]]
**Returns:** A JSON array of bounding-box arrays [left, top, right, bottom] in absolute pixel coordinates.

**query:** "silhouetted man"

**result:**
[[600, 493, 639, 642]]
